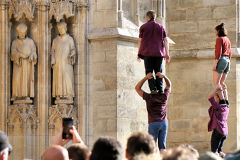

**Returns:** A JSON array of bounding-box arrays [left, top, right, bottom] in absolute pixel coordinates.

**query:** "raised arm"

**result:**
[[156, 72, 171, 91], [208, 86, 223, 100], [164, 37, 170, 63], [135, 73, 152, 97]]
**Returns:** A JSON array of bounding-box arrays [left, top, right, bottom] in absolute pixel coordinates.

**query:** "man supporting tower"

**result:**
[[135, 72, 171, 151]]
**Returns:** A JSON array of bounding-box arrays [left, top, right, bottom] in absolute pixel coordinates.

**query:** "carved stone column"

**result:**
[[73, 1, 88, 144], [152, 0, 166, 26], [118, 0, 123, 27], [35, 0, 50, 156], [131, 0, 139, 25], [0, 1, 10, 131]]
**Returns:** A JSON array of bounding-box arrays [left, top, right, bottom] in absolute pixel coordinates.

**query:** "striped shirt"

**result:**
[[208, 97, 229, 136]]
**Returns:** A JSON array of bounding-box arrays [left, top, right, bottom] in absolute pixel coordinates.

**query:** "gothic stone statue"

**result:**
[[51, 22, 76, 104], [11, 23, 37, 103]]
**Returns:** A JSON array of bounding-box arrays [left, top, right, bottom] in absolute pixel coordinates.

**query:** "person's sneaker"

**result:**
[[219, 152, 226, 158], [151, 90, 158, 94]]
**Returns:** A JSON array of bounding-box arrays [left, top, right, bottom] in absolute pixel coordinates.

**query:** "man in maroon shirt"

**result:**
[[138, 10, 170, 94], [135, 72, 171, 151]]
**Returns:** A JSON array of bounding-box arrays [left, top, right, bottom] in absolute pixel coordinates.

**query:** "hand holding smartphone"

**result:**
[[62, 117, 73, 139]]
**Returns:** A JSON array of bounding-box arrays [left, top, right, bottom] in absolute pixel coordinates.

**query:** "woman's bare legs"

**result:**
[[220, 73, 228, 100], [213, 71, 223, 88]]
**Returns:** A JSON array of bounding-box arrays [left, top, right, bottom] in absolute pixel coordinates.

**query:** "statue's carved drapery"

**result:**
[[51, 22, 76, 104], [11, 23, 37, 103]]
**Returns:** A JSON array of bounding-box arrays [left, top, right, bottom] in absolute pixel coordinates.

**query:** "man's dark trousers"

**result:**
[[144, 56, 163, 92]]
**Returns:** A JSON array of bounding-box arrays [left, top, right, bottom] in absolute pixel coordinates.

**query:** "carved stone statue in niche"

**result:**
[[11, 23, 37, 104], [51, 22, 76, 104]]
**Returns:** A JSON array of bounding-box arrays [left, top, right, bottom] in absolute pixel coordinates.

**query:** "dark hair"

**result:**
[[126, 132, 155, 159], [215, 23, 227, 37], [90, 137, 123, 160], [67, 144, 90, 160], [146, 10, 156, 20]]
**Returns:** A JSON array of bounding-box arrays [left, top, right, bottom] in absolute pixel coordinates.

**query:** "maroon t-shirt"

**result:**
[[143, 89, 170, 123], [138, 20, 167, 59]]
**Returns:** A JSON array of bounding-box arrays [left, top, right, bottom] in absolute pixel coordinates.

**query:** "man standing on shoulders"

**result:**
[[135, 72, 171, 151], [138, 10, 170, 94]]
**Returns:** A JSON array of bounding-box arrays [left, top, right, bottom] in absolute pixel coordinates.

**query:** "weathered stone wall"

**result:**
[[166, 0, 240, 153], [117, 40, 148, 147], [167, 0, 236, 49], [87, 39, 118, 146]]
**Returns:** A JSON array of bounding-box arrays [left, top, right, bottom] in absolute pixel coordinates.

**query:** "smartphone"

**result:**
[[62, 117, 73, 139]]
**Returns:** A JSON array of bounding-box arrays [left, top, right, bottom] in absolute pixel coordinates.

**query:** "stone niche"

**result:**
[[0, 0, 88, 159]]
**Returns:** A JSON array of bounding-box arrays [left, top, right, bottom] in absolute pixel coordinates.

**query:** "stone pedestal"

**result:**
[[7, 104, 39, 160], [48, 105, 78, 142]]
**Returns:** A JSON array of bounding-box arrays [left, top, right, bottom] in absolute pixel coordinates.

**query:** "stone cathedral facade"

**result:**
[[0, 0, 239, 159]]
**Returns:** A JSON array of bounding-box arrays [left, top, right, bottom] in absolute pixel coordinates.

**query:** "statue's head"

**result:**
[[57, 22, 67, 35], [16, 23, 27, 40]]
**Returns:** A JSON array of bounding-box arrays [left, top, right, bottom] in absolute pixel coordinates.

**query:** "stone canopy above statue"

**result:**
[[8, 0, 78, 22], [49, 0, 77, 22]]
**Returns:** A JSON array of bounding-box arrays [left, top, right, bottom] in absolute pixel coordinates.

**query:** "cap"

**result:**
[[0, 131, 12, 152]]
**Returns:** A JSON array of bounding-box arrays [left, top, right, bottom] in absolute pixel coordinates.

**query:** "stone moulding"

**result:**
[[170, 48, 240, 59], [8, 0, 36, 21], [88, 28, 139, 42], [88, 27, 175, 44]]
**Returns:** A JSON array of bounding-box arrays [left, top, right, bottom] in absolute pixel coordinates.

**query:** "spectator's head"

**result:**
[[162, 146, 198, 160], [199, 152, 223, 160], [146, 10, 156, 21], [90, 137, 123, 160], [131, 152, 161, 160], [225, 150, 240, 160], [67, 143, 90, 160], [215, 23, 227, 37], [42, 145, 69, 160], [126, 132, 156, 160], [179, 144, 199, 158], [0, 131, 12, 160]]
